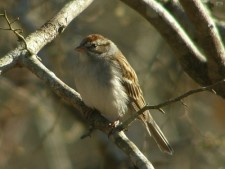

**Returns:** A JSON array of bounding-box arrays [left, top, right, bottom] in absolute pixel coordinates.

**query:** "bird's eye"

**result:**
[[90, 43, 97, 48]]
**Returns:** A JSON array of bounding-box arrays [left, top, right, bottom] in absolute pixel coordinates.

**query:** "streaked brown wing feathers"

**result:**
[[112, 51, 173, 154], [113, 52, 146, 111]]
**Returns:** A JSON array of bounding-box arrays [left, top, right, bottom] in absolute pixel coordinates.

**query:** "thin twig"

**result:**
[[1, 10, 30, 52], [150, 79, 225, 108], [116, 79, 225, 132]]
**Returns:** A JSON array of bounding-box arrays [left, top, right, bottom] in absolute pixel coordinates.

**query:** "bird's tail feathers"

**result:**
[[144, 120, 173, 155]]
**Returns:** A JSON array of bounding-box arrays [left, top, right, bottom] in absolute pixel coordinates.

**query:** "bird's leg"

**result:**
[[109, 119, 120, 128], [108, 117, 125, 137]]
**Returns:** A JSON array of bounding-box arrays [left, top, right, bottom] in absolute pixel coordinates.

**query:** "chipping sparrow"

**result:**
[[74, 34, 173, 154]]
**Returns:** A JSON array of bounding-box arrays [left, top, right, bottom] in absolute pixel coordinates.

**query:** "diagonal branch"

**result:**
[[19, 54, 155, 169], [160, 0, 225, 45], [0, 1, 156, 167], [121, 0, 225, 98], [120, 0, 209, 85], [0, 0, 94, 74], [179, 0, 225, 81]]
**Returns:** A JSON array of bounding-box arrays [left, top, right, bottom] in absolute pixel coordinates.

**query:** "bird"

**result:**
[[74, 34, 173, 154]]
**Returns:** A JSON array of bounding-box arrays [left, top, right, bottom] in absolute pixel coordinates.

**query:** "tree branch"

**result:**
[[121, 0, 225, 98], [19, 54, 155, 169], [112, 132, 155, 169], [160, 0, 225, 49], [0, 1, 156, 167], [2, 0, 225, 168], [179, 0, 225, 81], [120, 0, 209, 85], [0, 0, 94, 74], [0, 10, 26, 47]]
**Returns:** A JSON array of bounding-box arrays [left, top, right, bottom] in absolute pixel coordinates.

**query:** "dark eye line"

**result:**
[[86, 42, 109, 48], [89, 43, 97, 48], [97, 42, 110, 47]]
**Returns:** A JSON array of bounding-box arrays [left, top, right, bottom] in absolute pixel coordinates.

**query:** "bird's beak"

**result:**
[[75, 45, 85, 52]]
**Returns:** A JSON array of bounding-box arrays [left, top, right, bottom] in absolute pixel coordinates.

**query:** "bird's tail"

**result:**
[[144, 120, 173, 155]]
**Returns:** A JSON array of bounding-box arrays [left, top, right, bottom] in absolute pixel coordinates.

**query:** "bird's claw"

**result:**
[[108, 120, 123, 137]]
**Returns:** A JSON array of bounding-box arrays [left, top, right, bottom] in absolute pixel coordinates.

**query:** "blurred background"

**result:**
[[0, 0, 225, 169]]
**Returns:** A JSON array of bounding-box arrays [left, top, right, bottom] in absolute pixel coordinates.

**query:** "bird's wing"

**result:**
[[112, 52, 173, 154], [112, 52, 148, 119]]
